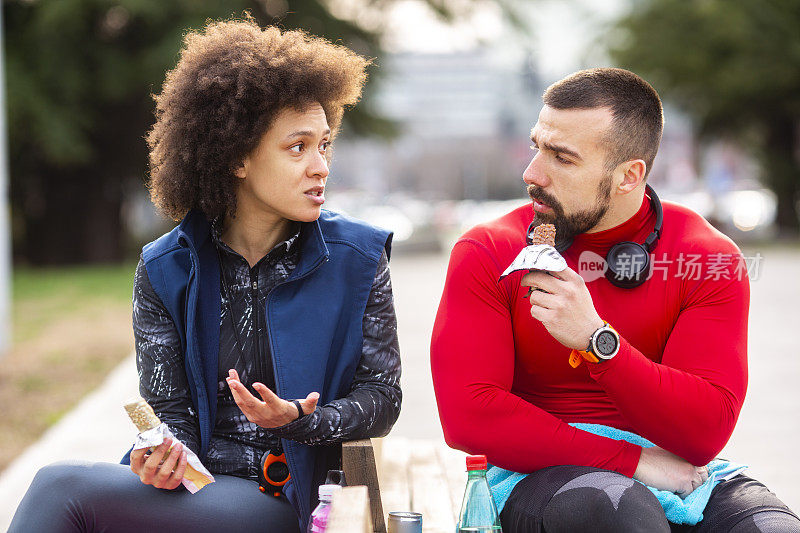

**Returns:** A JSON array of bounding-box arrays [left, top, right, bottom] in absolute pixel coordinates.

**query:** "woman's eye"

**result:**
[[290, 143, 304, 153], [320, 141, 331, 153]]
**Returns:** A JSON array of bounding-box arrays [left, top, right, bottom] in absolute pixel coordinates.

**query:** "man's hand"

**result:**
[[521, 267, 604, 350], [634, 446, 709, 498], [226, 369, 320, 428], [130, 438, 188, 490]]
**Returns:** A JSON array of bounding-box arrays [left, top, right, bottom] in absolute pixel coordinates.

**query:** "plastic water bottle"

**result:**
[[456, 455, 503, 533], [307, 483, 342, 533]]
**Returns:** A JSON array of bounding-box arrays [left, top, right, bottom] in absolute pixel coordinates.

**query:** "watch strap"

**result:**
[[292, 399, 305, 420], [569, 321, 613, 368], [568, 348, 600, 368]]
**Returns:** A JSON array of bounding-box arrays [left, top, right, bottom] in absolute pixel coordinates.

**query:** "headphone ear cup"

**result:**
[[605, 242, 650, 289]]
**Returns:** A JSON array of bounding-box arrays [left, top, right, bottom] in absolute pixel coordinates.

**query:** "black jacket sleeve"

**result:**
[[269, 250, 402, 445], [132, 258, 201, 454]]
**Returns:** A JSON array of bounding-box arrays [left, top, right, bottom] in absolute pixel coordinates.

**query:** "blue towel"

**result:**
[[486, 423, 748, 525]]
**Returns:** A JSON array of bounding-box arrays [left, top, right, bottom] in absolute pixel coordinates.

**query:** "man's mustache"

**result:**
[[526, 185, 562, 213]]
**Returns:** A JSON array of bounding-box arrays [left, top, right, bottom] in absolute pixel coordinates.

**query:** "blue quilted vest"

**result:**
[[131, 209, 391, 529]]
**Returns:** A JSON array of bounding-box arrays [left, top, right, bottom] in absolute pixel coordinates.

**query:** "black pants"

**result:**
[[500, 465, 800, 533], [8, 461, 301, 533]]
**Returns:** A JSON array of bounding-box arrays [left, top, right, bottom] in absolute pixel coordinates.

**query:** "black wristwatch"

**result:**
[[586, 322, 620, 362], [570, 322, 620, 367]]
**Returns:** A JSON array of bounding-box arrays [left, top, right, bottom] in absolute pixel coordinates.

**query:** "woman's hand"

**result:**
[[226, 369, 320, 428], [130, 438, 188, 490]]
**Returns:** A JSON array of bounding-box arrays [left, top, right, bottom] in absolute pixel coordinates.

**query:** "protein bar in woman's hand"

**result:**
[[124, 398, 161, 433], [124, 397, 215, 493]]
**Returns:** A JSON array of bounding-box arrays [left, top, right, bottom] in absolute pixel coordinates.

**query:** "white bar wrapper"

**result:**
[[133, 423, 215, 493], [498, 243, 567, 281]]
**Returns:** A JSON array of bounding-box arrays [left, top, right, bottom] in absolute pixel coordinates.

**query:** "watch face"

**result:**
[[596, 331, 618, 356]]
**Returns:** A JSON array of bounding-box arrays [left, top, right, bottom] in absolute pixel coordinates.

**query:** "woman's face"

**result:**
[[235, 103, 331, 223]]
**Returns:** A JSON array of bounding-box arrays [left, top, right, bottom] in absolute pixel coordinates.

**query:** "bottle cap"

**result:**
[[466, 455, 487, 471], [318, 483, 343, 499], [325, 469, 346, 486]]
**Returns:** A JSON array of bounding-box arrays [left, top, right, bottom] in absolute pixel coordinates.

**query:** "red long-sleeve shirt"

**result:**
[[431, 195, 749, 477]]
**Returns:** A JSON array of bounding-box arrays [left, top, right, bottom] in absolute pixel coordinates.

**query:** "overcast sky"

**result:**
[[379, 0, 626, 81]]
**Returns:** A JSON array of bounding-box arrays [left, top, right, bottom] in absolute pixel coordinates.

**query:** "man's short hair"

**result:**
[[543, 68, 663, 177]]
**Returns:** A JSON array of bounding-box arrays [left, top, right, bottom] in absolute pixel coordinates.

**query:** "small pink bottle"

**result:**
[[307, 484, 342, 532]]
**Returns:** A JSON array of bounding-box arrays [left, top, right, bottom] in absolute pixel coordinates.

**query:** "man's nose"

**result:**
[[522, 153, 549, 187], [308, 149, 329, 179]]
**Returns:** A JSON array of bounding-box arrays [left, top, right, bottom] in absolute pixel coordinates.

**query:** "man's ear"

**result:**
[[616, 159, 646, 193]]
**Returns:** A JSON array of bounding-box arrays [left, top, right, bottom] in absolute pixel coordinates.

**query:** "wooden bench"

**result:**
[[340, 437, 466, 533], [328, 485, 374, 533], [342, 439, 386, 533]]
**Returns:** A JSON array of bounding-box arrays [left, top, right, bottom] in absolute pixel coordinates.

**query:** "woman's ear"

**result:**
[[234, 158, 248, 179]]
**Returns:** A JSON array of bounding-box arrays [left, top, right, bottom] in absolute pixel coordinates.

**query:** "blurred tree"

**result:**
[[4, 0, 522, 264], [608, 0, 800, 236]]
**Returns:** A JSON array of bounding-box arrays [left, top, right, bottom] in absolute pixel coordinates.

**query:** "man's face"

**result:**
[[523, 105, 617, 243], [236, 103, 331, 223]]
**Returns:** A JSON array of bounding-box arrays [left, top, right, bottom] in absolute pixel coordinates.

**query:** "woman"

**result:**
[[10, 17, 401, 532]]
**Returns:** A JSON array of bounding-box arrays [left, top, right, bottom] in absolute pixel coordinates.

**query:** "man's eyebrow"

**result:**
[[286, 128, 331, 139], [545, 142, 582, 160], [529, 131, 582, 161]]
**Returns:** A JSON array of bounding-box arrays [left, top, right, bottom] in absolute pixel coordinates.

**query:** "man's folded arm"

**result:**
[[588, 256, 750, 465], [431, 239, 641, 476]]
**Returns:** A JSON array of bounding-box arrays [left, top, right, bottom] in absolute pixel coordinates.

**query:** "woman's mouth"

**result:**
[[304, 187, 325, 205]]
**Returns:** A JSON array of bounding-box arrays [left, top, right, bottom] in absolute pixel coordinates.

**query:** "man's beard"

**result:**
[[527, 174, 613, 246]]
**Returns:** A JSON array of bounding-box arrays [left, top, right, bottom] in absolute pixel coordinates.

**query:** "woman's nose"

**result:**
[[308, 150, 329, 178]]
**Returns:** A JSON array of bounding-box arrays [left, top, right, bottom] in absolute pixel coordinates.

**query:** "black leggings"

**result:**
[[500, 465, 800, 533], [8, 461, 301, 533]]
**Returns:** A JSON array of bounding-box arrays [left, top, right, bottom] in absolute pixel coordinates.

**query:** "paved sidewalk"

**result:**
[[2, 248, 798, 529], [0, 356, 140, 527]]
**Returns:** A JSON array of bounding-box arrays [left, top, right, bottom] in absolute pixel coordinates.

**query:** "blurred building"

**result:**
[[330, 50, 544, 201]]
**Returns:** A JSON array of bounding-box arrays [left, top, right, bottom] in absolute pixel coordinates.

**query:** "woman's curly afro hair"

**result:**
[[146, 15, 370, 221]]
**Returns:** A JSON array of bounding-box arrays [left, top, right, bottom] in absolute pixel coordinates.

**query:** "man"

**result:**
[[431, 68, 799, 532]]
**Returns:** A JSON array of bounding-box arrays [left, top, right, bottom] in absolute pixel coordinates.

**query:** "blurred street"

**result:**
[[1, 245, 799, 528]]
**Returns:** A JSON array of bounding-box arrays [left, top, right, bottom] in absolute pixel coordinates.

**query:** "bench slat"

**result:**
[[409, 441, 456, 533], [328, 485, 373, 533], [378, 437, 412, 516], [342, 439, 386, 533]]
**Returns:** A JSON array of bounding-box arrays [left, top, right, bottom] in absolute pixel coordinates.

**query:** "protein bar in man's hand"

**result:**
[[498, 223, 567, 282], [530, 223, 557, 247]]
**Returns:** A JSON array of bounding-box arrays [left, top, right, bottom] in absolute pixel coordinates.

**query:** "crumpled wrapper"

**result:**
[[125, 398, 215, 494], [498, 243, 567, 281], [498, 223, 566, 281]]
